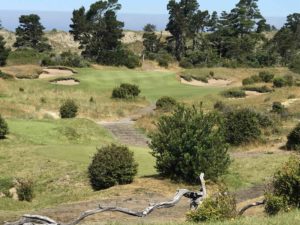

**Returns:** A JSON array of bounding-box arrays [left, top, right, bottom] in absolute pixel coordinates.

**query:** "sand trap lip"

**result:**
[[181, 78, 231, 87], [39, 69, 74, 79], [50, 79, 80, 86]]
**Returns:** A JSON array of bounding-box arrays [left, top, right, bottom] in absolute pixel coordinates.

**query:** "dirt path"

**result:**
[[98, 104, 155, 147]]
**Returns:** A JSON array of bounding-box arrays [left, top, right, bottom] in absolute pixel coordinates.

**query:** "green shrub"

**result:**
[[187, 190, 237, 222], [243, 85, 273, 93], [0, 35, 10, 66], [265, 194, 287, 216], [16, 178, 34, 202], [88, 144, 138, 190], [156, 96, 177, 111], [265, 156, 300, 215], [179, 58, 193, 68], [41, 51, 89, 68], [180, 74, 192, 82], [242, 77, 255, 86], [0, 71, 13, 80], [112, 83, 141, 99], [271, 102, 286, 115], [259, 71, 275, 83], [286, 123, 300, 151], [150, 104, 230, 183], [273, 77, 287, 88], [156, 52, 173, 68], [0, 115, 9, 139], [0, 177, 13, 194], [224, 108, 262, 145], [289, 54, 300, 74], [59, 99, 78, 119], [222, 89, 246, 98], [158, 57, 169, 68], [284, 75, 294, 87]]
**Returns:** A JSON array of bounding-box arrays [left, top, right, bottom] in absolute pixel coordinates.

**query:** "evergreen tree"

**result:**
[[14, 14, 51, 52], [207, 11, 219, 32], [142, 24, 161, 55], [0, 21, 10, 66], [70, 0, 124, 61]]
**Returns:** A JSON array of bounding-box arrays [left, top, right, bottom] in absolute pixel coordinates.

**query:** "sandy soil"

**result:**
[[51, 80, 80, 86], [282, 98, 300, 107], [39, 69, 74, 79], [181, 78, 232, 87]]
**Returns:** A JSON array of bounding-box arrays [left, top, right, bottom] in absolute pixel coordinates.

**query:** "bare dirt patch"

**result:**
[[39, 69, 74, 79], [181, 78, 232, 87], [51, 79, 80, 86], [282, 98, 300, 107]]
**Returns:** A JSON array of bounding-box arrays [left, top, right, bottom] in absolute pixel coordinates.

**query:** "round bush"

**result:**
[[88, 144, 138, 190], [222, 89, 246, 98], [271, 102, 286, 114], [150, 104, 230, 183], [265, 194, 287, 216], [16, 178, 34, 202], [112, 83, 141, 99], [156, 96, 177, 111], [59, 99, 78, 119], [187, 190, 237, 222], [286, 123, 300, 151], [273, 77, 287, 88], [0, 115, 8, 139], [259, 71, 274, 83], [224, 108, 262, 145]]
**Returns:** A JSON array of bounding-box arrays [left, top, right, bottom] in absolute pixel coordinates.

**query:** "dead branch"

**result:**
[[5, 173, 206, 225], [238, 199, 266, 216]]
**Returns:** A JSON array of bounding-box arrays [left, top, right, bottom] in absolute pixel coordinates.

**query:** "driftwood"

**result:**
[[238, 200, 266, 215], [5, 174, 207, 225]]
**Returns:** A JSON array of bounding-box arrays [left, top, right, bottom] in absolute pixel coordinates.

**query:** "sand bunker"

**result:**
[[51, 79, 79, 86], [181, 78, 231, 87], [39, 69, 74, 79], [245, 91, 264, 98]]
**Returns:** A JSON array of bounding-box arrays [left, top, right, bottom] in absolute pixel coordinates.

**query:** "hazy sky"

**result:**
[[1, 0, 300, 16]]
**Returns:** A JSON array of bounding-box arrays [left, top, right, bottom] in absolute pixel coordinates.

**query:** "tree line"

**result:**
[[0, 0, 299, 69]]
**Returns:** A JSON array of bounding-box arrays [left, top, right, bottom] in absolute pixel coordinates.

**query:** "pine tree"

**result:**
[[14, 14, 51, 52], [142, 24, 161, 56], [0, 21, 10, 66]]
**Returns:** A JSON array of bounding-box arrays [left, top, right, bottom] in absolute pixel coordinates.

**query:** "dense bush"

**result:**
[[224, 108, 262, 145], [243, 85, 273, 93], [16, 178, 34, 202], [41, 51, 89, 68], [150, 104, 230, 183], [0, 35, 10, 66], [222, 89, 246, 98], [259, 71, 275, 83], [187, 189, 237, 222], [242, 77, 255, 86], [286, 123, 300, 151], [88, 144, 138, 190], [156, 96, 177, 111], [265, 156, 300, 215], [273, 77, 287, 88], [0, 115, 9, 139], [112, 83, 141, 99], [265, 194, 287, 216], [289, 55, 300, 74], [271, 102, 286, 115], [59, 99, 78, 119]]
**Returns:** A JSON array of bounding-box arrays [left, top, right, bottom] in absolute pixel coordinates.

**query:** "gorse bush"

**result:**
[[222, 89, 246, 98], [0, 115, 9, 139], [259, 71, 275, 83], [265, 156, 300, 215], [112, 83, 141, 99], [271, 102, 287, 115], [88, 144, 138, 190], [187, 189, 237, 222], [59, 99, 78, 119], [286, 123, 300, 151], [150, 104, 230, 183], [16, 178, 34, 202], [242, 85, 273, 93], [156, 96, 177, 111], [273, 77, 287, 88], [41, 51, 89, 68], [224, 108, 262, 145]]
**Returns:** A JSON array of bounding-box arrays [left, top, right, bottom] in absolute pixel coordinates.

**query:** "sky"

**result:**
[[0, 0, 299, 31], [1, 0, 299, 16]]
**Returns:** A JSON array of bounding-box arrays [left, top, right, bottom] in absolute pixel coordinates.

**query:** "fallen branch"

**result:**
[[5, 173, 206, 225], [238, 199, 266, 215]]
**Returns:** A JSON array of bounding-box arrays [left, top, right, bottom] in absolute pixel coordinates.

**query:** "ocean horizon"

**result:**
[[0, 10, 287, 32]]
